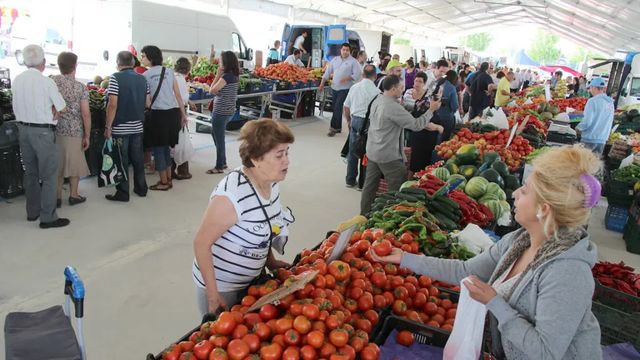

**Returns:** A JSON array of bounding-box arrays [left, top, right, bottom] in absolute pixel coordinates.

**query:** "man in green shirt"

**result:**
[[495, 71, 514, 107]]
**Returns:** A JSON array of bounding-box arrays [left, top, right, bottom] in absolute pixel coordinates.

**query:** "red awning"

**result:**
[[538, 65, 582, 77]]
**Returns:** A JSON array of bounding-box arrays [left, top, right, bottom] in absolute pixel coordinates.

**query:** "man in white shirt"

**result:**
[[12, 44, 69, 228], [293, 31, 308, 54], [284, 49, 305, 67], [343, 64, 380, 189]]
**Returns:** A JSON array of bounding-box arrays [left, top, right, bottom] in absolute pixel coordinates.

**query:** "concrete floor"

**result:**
[[1, 113, 639, 359]]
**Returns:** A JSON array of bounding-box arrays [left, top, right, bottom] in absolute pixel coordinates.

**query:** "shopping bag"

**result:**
[[455, 111, 463, 125], [174, 127, 195, 165], [98, 138, 126, 188], [443, 277, 488, 360], [340, 137, 349, 158]]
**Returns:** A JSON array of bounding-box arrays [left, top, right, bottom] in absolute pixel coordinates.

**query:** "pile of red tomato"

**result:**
[[160, 230, 459, 360]]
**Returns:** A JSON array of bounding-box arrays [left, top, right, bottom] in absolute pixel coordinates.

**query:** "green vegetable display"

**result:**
[[191, 57, 219, 77], [612, 164, 640, 183]]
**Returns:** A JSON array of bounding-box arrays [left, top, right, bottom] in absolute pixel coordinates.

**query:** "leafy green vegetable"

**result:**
[[612, 164, 640, 183], [191, 57, 219, 77]]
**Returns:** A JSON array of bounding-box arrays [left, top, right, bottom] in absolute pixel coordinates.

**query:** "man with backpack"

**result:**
[[360, 75, 441, 215], [343, 65, 379, 190]]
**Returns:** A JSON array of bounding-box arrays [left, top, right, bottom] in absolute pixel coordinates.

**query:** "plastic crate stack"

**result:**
[[0, 121, 24, 198], [623, 194, 640, 254], [591, 280, 640, 349]]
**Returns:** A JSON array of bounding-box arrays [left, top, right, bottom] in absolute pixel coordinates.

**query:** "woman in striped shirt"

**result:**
[[193, 119, 295, 316], [206, 51, 240, 174]]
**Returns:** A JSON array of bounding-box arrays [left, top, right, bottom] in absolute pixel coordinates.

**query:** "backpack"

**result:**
[[352, 95, 379, 159]]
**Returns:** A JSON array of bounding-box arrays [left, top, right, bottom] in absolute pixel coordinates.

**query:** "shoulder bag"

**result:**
[[353, 95, 379, 159]]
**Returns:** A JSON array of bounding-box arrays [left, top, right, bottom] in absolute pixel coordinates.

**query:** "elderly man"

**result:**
[[576, 77, 614, 157], [360, 75, 442, 215], [12, 45, 69, 228], [104, 51, 151, 202], [343, 64, 380, 189], [319, 43, 361, 137]]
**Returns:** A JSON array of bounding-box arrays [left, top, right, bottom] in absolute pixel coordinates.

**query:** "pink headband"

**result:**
[[580, 174, 601, 209]]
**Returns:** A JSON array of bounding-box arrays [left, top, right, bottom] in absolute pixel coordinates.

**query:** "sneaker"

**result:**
[[327, 128, 341, 137], [356, 187, 363, 192], [40, 218, 70, 229], [346, 183, 357, 188], [68, 196, 86, 206]]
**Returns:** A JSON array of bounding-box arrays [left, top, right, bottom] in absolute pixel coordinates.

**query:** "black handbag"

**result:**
[[352, 95, 379, 159], [144, 67, 166, 125]]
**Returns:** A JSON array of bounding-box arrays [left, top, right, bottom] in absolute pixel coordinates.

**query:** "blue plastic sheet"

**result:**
[[380, 330, 443, 360]]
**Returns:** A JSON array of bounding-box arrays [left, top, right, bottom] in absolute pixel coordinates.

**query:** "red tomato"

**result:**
[[179, 341, 196, 352], [252, 322, 271, 341], [162, 344, 182, 360], [305, 330, 325, 349], [300, 345, 317, 360], [189, 331, 206, 344], [282, 347, 300, 360], [275, 318, 293, 334], [360, 344, 380, 360], [193, 340, 214, 360], [302, 304, 320, 320], [372, 239, 392, 256], [242, 333, 260, 353], [208, 348, 228, 360], [396, 330, 414, 347], [284, 329, 301, 346], [260, 343, 283, 360], [328, 260, 351, 281], [227, 339, 250, 360], [329, 329, 349, 347], [357, 292, 374, 311], [392, 300, 407, 315], [384, 263, 397, 275]]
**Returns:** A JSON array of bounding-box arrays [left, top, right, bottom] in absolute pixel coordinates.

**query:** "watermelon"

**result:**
[[486, 182, 502, 196], [445, 156, 459, 166], [400, 180, 418, 190], [504, 174, 520, 190], [485, 200, 503, 219], [459, 165, 478, 180], [465, 177, 489, 199], [431, 167, 450, 181], [447, 174, 467, 190], [456, 144, 480, 165], [479, 193, 500, 204], [445, 161, 459, 175], [499, 200, 511, 216], [480, 169, 504, 188], [491, 161, 510, 178], [482, 151, 500, 165]]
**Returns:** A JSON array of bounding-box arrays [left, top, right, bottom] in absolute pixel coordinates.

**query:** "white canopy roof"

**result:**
[[263, 0, 640, 55]]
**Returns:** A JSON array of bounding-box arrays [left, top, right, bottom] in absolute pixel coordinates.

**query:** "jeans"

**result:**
[[331, 89, 349, 131], [346, 115, 364, 185], [360, 159, 407, 215], [153, 146, 171, 171], [195, 285, 244, 318], [114, 133, 147, 198], [18, 125, 59, 223], [582, 142, 605, 157], [211, 113, 233, 169]]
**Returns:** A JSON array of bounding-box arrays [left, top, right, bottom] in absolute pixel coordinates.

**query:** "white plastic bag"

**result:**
[[443, 277, 488, 360], [174, 127, 195, 165], [507, 100, 517, 107], [462, 112, 470, 123], [485, 107, 509, 129], [455, 111, 463, 124], [523, 98, 533, 105], [455, 224, 494, 254]]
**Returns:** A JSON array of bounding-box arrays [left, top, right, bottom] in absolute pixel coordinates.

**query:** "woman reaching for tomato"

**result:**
[[370, 145, 603, 360], [192, 119, 296, 317]]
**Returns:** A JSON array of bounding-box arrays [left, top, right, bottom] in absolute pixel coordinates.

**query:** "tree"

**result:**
[[528, 30, 561, 65], [461, 32, 493, 52], [569, 47, 604, 66]]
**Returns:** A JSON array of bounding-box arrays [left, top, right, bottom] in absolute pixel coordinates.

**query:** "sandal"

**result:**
[[175, 173, 193, 180], [206, 168, 225, 174], [68, 195, 87, 206], [149, 182, 171, 191]]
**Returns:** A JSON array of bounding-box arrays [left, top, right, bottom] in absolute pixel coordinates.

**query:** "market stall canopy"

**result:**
[[513, 49, 539, 66], [538, 65, 582, 77], [262, 0, 640, 55]]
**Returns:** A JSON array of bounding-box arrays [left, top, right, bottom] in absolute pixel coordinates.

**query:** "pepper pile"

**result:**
[[592, 261, 640, 297], [448, 190, 494, 228]]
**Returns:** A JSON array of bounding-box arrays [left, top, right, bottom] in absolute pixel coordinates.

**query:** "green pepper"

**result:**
[[396, 223, 428, 239]]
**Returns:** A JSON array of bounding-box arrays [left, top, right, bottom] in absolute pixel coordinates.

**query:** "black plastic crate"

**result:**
[[147, 313, 218, 360], [592, 300, 640, 349], [373, 315, 450, 347], [623, 217, 640, 255], [605, 179, 634, 207], [605, 205, 629, 233], [0, 144, 24, 198]]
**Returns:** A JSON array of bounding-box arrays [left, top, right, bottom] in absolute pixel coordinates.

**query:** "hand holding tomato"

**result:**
[[463, 275, 497, 304], [367, 247, 403, 265]]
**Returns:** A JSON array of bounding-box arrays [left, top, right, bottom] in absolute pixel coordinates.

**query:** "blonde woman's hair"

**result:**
[[529, 144, 602, 236]]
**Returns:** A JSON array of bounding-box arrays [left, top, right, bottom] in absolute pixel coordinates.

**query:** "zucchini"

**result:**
[[434, 196, 460, 210], [400, 187, 427, 197], [395, 193, 421, 202]]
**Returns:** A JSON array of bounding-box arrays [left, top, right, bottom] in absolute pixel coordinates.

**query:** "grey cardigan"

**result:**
[[401, 228, 602, 360]]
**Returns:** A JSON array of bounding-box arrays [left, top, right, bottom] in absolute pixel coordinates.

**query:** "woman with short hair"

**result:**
[[52, 52, 91, 206], [371, 145, 603, 359], [206, 51, 240, 174], [172, 57, 194, 180], [140, 45, 187, 191], [193, 119, 295, 316]]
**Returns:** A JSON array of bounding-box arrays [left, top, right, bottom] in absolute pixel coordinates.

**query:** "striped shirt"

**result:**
[[107, 75, 149, 135], [213, 73, 239, 116], [193, 170, 295, 292]]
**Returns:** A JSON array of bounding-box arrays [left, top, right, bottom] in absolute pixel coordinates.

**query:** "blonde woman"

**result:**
[[371, 145, 602, 359]]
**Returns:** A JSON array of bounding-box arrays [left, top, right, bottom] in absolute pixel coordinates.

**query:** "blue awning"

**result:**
[[513, 49, 539, 66]]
